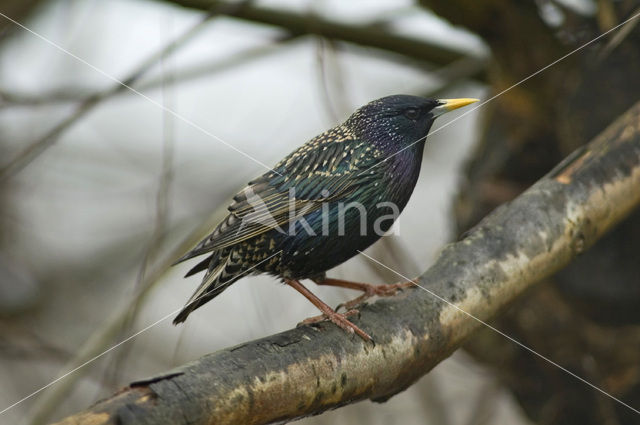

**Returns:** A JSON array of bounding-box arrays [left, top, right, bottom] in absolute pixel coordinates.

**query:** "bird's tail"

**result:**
[[173, 252, 239, 324]]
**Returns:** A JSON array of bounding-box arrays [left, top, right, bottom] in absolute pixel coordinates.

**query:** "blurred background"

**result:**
[[1, 1, 639, 424]]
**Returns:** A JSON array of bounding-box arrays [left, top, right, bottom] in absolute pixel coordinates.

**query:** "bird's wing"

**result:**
[[175, 128, 381, 262]]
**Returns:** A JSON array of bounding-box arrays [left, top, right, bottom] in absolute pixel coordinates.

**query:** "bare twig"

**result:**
[[315, 39, 352, 124], [315, 38, 340, 123], [0, 1, 247, 181], [0, 34, 299, 108], [102, 21, 178, 394], [417, 55, 487, 98], [24, 203, 230, 425], [597, 6, 640, 62], [160, 0, 473, 66]]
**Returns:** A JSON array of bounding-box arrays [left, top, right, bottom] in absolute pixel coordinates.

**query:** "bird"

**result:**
[[173, 95, 478, 341]]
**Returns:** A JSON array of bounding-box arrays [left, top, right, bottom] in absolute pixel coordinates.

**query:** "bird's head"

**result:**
[[346, 95, 478, 151]]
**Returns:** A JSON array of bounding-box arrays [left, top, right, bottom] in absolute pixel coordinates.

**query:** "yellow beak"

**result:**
[[433, 98, 479, 116]]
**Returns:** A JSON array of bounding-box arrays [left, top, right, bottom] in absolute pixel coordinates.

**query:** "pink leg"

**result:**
[[284, 278, 372, 342], [312, 277, 415, 310]]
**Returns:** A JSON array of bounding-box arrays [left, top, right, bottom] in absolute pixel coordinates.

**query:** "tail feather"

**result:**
[[173, 252, 240, 324], [173, 284, 228, 324], [184, 255, 212, 277]]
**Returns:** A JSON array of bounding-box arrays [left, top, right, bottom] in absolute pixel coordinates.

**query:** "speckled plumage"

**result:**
[[173, 95, 460, 324]]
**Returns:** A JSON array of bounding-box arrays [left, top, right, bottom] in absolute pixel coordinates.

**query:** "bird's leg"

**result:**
[[284, 278, 372, 342], [312, 277, 416, 310]]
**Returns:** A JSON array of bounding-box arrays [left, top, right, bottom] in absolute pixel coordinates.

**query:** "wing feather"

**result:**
[[175, 126, 381, 263]]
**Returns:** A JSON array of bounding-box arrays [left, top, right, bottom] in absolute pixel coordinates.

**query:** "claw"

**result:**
[[339, 281, 416, 310], [299, 309, 371, 342]]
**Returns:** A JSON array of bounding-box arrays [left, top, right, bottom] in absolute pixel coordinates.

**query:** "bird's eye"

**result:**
[[404, 108, 420, 120]]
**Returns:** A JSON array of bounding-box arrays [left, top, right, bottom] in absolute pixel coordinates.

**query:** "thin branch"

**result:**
[[0, 87, 90, 106], [101, 24, 178, 398], [315, 38, 342, 123], [420, 55, 487, 97], [54, 101, 640, 425], [0, 0, 248, 181], [159, 0, 474, 66], [23, 204, 231, 425], [0, 34, 299, 108], [597, 6, 640, 61]]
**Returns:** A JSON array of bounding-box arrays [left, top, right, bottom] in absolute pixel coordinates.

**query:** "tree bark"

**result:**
[[52, 101, 640, 424], [420, 3, 640, 422]]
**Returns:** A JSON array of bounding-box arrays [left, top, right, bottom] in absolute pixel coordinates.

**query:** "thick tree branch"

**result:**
[[54, 102, 640, 425]]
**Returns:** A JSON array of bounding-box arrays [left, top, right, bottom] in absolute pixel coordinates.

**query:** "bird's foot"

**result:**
[[338, 281, 416, 311], [300, 308, 359, 325], [299, 309, 372, 342]]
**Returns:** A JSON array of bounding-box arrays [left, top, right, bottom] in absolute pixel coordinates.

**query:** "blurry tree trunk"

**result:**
[[420, 1, 640, 424], [54, 102, 640, 424]]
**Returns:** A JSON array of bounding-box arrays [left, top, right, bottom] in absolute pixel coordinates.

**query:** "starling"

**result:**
[[173, 95, 478, 341]]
